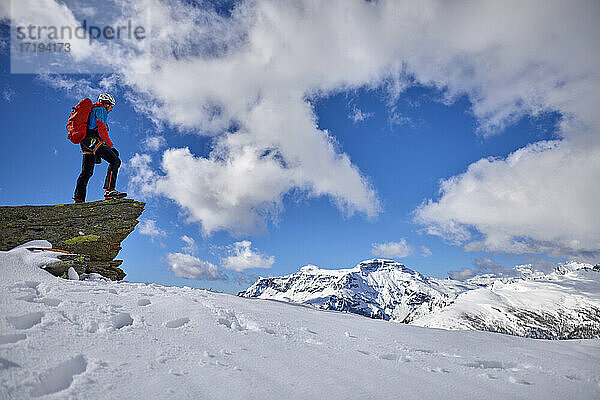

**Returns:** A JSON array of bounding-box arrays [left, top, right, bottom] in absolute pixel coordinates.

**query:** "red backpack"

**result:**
[[66, 98, 93, 144]]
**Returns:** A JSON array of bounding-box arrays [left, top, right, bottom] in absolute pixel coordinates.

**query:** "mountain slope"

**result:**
[[1, 244, 600, 399], [412, 262, 600, 339]]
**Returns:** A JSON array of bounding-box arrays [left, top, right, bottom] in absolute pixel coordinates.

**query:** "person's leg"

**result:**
[[96, 146, 121, 191], [74, 153, 96, 201]]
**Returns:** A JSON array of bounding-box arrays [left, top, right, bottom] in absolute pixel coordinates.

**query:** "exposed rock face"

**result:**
[[0, 199, 145, 280]]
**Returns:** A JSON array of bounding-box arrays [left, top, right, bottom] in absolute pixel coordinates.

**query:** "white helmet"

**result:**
[[98, 93, 116, 106]]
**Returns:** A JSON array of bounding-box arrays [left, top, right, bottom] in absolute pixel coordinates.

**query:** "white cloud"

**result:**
[[30, 0, 600, 260], [0, 2, 9, 20], [221, 240, 275, 272], [166, 237, 271, 280], [388, 110, 413, 129], [416, 141, 600, 261], [8, 0, 116, 71], [126, 153, 156, 198], [116, 0, 594, 248], [138, 219, 166, 239], [36, 75, 96, 100], [181, 235, 198, 255], [371, 239, 413, 259], [142, 135, 167, 152], [349, 106, 373, 123], [420, 246, 432, 258], [405, 1, 600, 261], [35, 74, 117, 101], [71, 4, 97, 18], [2, 87, 15, 102], [129, 141, 378, 235], [448, 257, 521, 281], [166, 252, 226, 281]]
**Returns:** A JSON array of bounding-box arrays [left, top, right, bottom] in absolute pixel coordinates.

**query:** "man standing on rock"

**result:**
[[73, 93, 127, 203]]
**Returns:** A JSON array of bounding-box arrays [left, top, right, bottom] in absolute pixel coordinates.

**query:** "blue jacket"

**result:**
[[87, 103, 112, 147]]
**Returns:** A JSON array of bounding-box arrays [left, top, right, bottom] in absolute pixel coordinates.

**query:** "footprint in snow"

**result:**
[[464, 360, 517, 370], [14, 281, 40, 291], [216, 309, 272, 334], [169, 369, 185, 376], [165, 317, 190, 328], [39, 298, 62, 307], [6, 312, 44, 330], [427, 367, 451, 374], [86, 321, 99, 333], [30, 355, 87, 397], [379, 353, 411, 363], [137, 299, 151, 306], [509, 376, 533, 385], [17, 293, 38, 302], [0, 357, 21, 370], [0, 333, 27, 345], [18, 294, 61, 307], [413, 348, 436, 355], [379, 353, 401, 362], [111, 313, 133, 329], [216, 311, 244, 331]]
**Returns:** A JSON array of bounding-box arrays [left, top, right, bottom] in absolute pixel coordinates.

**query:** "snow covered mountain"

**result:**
[[240, 259, 600, 339], [240, 259, 477, 323], [412, 262, 600, 339]]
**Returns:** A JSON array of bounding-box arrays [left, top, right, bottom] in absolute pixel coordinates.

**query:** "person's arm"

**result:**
[[95, 107, 113, 147]]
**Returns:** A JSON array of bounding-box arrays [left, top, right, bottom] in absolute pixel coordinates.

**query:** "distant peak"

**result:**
[[555, 261, 600, 275], [300, 264, 320, 273], [357, 259, 408, 272]]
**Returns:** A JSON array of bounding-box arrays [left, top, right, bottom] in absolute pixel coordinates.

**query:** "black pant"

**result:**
[[74, 136, 121, 201]]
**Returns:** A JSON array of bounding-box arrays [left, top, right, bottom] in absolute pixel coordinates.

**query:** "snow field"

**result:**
[[1, 245, 599, 399]]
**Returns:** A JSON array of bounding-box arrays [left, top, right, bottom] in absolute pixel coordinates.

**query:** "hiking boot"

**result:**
[[73, 198, 84, 203], [104, 189, 127, 200]]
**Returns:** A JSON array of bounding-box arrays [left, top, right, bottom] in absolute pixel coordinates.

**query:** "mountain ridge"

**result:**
[[239, 259, 600, 339]]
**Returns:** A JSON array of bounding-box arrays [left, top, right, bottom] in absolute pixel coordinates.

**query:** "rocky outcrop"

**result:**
[[0, 199, 145, 280]]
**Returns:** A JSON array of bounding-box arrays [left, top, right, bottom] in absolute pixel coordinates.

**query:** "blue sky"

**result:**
[[1, 0, 598, 294]]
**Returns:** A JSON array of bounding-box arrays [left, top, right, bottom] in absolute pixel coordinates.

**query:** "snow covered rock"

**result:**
[[67, 267, 79, 281], [0, 199, 145, 280]]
